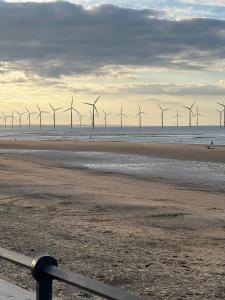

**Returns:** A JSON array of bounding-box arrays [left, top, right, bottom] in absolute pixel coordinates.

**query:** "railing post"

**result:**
[[31, 255, 58, 300]]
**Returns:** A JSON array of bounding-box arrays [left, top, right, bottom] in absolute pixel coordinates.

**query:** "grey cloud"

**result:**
[[119, 83, 225, 95], [1, 1, 225, 77]]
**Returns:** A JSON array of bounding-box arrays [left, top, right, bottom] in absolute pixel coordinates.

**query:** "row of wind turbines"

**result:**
[[1, 97, 225, 129]]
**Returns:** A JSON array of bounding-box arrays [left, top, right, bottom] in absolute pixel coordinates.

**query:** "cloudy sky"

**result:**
[[1, 0, 225, 126]]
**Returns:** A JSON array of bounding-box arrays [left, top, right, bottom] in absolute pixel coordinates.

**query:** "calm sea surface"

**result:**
[[0, 125, 225, 145]]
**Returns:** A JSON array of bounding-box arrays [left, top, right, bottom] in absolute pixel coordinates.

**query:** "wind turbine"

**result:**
[[216, 108, 224, 127], [116, 106, 127, 128], [136, 105, 147, 128], [83, 96, 100, 130], [158, 104, 170, 128], [15, 110, 26, 128], [173, 108, 182, 127], [2, 113, 8, 128], [64, 97, 79, 129], [37, 105, 48, 129], [102, 110, 112, 128], [25, 107, 36, 129], [183, 101, 196, 127], [77, 112, 85, 128], [194, 107, 202, 126], [3, 112, 15, 128], [217, 102, 225, 127], [48, 103, 63, 128]]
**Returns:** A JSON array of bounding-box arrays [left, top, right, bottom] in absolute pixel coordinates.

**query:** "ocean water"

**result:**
[[0, 125, 225, 145], [1, 149, 225, 191]]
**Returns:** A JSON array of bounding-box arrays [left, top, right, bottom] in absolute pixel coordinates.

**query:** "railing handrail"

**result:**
[[0, 247, 143, 300]]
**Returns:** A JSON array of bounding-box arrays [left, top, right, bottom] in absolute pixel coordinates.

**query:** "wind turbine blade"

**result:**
[[190, 101, 196, 109], [72, 108, 80, 115], [217, 102, 225, 107], [94, 106, 99, 116], [138, 104, 141, 112], [83, 102, 92, 106], [158, 104, 163, 110], [36, 105, 41, 111], [63, 108, 71, 112], [48, 103, 54, 110], [94, 96, 101, 104]]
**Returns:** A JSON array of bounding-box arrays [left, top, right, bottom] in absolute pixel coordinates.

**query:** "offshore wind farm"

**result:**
[[1, 1, 225, 300]]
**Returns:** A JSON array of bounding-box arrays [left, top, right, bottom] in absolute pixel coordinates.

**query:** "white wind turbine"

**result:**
[[216, 108, 224, 127], [3, 112, 16, 128], [183, 101, 196, 127], [173, 108, 182, 127], [15, 110, 26, 128], [116, 106, 127, 128], [64, 97, 79, 129], [77, 112, 85, 128], [25, 107, 36, 129], [102, 110, 112, 128], [136, 105, 147, 128], [48, 103, 63, 128], [2, 113, 9, 128], [158, 104, 170, 128], [194, 107, 202, 126], [37, 105, 48, 129], [83, 96, 100, 130], [217, 102, 225, 127]]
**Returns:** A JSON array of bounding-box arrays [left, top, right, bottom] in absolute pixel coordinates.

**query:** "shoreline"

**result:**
[[0, 140, 225, 163]]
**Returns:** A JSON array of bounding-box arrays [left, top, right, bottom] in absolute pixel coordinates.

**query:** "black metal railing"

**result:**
[[0, 247, 142, 300]]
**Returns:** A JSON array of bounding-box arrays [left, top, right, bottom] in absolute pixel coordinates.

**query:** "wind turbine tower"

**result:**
[[158, 104, 170, 128], [194, 107, 202, 126], [174, 108, 181, 127], [37, 105, 48, 129], [217, 108, 224, 127], [136, 105, 147, 128], [26, 107, 36, 129], [183, 101, 196, 127], [78, 112, 85, 128], [3, 112, 15, 128], [2, 113, 8, 128], [83, 96, 100, 130], [16, 111, 26, 128], [217, 102, 225, 127], [48, 103, 63, 128], [102, 110, 112, 128], [64, 97, 79, 129], [116, 106, 127, 128]]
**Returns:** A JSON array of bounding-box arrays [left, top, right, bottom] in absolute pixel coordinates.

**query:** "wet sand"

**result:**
[[0, 142, 224, 299], [0, 139, 224, 162]]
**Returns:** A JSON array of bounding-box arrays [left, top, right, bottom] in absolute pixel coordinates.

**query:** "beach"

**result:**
[[0, 141, 225, 299]]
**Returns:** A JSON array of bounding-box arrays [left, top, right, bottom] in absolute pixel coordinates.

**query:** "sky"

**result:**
[[1, 0, 225, 126]]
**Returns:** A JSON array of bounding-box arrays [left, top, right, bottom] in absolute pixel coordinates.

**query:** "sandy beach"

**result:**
[[0, 139, 224, 162], [0, 140, 224, 299]]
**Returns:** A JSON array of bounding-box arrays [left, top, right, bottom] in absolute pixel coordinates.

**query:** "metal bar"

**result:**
[[36, 275, 53, 300], [0, 247, 33, 269], [44, 265, 142, 300], [0, 248, 143, 300]]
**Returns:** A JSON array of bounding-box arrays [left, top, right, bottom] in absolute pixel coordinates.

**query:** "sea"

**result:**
[[0, 125, 224, 145], [0, 125, 224, 190]]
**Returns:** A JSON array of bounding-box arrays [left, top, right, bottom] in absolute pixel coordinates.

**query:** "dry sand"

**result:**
[[0, 141, 224, 299]]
